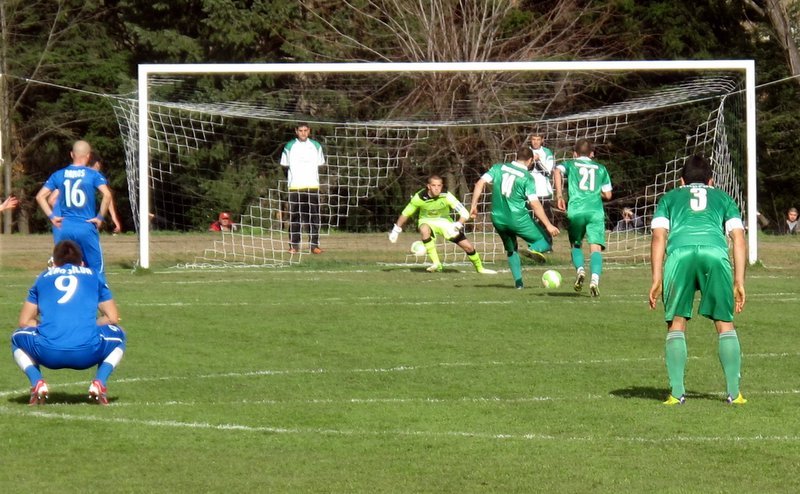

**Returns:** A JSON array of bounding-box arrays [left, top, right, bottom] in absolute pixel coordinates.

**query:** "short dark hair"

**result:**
[[53, 240, 83, 267], [516, 147, 534, 161], [296, 122, 310, 130], [574, 139, 593, 155], [681, 155, 713, 184]]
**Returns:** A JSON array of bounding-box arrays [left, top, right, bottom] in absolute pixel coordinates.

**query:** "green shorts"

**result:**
[[662, 245, 735, 322], [492, 216, 549, 254], [566, 210, 606, 249]]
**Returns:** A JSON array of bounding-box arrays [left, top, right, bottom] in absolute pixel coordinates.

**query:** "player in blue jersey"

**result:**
[[649, 155, 747, 405], [10, 240, 126, 405], [35, 140, 112, 275]]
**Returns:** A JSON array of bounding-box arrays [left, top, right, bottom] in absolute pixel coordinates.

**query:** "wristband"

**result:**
[[95, 215, 105, 221], [47, 213, 55, 219]]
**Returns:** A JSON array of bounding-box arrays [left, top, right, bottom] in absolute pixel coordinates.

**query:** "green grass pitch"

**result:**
[[1, 233, 799, 492]]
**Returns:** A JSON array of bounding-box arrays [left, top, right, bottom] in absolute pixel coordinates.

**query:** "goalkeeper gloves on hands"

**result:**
[[388, 224, 402, 243], [446, 221, 464, 237]]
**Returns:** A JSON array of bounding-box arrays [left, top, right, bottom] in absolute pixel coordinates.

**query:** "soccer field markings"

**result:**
[[3, 406, 800, 444], [0, 350, 796, 400]]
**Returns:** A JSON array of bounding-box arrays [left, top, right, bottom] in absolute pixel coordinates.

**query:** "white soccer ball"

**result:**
[[541, 269, 562, 289], [410, 240, 427, 256]]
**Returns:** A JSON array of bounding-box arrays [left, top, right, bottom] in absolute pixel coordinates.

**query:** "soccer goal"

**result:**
[[118, 61, 756, 269]]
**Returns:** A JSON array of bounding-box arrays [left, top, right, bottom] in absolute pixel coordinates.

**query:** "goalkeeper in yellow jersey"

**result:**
[[389, 175, 495, 274]]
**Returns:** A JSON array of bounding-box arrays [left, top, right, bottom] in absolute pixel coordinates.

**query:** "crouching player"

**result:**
[[389, 175, 495, 274], [11, 240, 126, 405]]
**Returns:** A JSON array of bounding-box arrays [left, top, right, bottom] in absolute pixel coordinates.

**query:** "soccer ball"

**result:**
[[541, 270, 562, 289], [410, 240, 427, 256]]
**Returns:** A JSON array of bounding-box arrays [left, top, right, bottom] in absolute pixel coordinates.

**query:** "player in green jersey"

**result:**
[[389, 175, 495, 274], [553, 139, 612, 297], [469, 147, 560, 289], [649, 155, 747, 405]]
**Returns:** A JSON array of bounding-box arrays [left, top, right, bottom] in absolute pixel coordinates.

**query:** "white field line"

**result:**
[[2, 406, 800, 443], [0, 352, 796, 399]]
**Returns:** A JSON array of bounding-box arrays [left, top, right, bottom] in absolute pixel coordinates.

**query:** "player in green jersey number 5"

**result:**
[[389, 175, 495, 274], [470, 147, 560, 289], [553, 139, 612, 297], [649, 155, 747, 405]]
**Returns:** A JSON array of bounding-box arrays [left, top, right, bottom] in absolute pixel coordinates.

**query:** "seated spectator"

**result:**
[[613, 207, 644, 232], [209, 212, 237, 232], [780, 207, 798, 235]]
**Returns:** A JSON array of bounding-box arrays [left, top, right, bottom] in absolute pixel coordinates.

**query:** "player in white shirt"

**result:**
[[280, 123, 325, 254]]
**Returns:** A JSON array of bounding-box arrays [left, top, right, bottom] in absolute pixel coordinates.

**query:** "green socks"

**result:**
[[718, 330, 742, 397], [590, 251, 602, 277], [665, 330, 687, 398], [571, 247, 584, 270], [508, 252, 522, 285]]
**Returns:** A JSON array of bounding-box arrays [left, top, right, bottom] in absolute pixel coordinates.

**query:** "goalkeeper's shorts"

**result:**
[[418, 218, 461, 241]]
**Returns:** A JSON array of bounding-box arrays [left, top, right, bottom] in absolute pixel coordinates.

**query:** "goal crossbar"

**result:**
[[137, 60, 758, 268]]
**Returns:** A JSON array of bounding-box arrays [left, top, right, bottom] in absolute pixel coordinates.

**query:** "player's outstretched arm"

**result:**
[[649, 228, 668, 309], [469, 179, 487, 219], [529, 198, 559, 237], [389, 215, 408, 243]]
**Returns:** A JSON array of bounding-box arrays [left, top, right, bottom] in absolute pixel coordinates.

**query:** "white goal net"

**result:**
[[116, 61, 756, 269]]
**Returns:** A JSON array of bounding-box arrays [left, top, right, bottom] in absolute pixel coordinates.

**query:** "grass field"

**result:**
[[1, 232, 799, 493]]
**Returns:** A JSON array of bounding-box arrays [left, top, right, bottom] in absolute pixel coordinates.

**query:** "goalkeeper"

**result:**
[[389, 175, 495, 274]]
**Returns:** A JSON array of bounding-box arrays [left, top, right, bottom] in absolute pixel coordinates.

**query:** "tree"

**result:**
[[0, 0, 132, 233]]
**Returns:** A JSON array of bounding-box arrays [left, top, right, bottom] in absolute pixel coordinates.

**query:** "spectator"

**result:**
[[1, 195, 19, 213], [780, 207, 798, 235], [280, 122, 325, 254], [209, 211, 238, 232], [613, 207, 644, 232], [10, 240, 126, 405]]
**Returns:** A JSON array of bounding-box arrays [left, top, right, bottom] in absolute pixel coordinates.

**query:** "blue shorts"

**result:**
[[11, 324, 126, 370], [54, 220, 104, 274]]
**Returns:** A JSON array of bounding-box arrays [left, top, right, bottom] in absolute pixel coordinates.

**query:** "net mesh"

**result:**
[[112, 70, 746, 268]]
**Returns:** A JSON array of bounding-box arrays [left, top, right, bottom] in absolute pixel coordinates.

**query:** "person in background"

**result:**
[[209, 211, 238, 232], [89, 152, 122, 234], [649, 155, 747, 406], [280, 122, 325, 254], [1, 195, 19, 213], [389, 175, 495, 274], [779, 207, 798, 235], [613, 207, 644, 232], [10, 240, 126, 405]]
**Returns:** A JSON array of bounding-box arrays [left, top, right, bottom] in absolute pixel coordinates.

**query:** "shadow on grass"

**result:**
[[610, 386, 719, 402], [8, 392, 117, 406]]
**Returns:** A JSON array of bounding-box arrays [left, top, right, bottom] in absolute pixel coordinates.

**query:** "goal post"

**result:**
[[135, 60, 757, 269]]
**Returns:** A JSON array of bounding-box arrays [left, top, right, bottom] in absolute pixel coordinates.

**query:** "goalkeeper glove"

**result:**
[[388, 224, 402, 243], [447, 221, 464, 237]]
